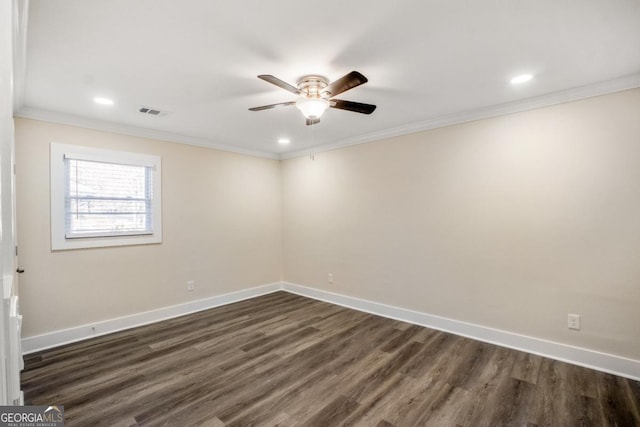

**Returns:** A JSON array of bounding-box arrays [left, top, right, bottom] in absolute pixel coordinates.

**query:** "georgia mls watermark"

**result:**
[[0, 406, 64, 427]]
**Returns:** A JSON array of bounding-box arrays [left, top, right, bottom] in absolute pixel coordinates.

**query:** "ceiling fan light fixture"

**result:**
[[250, 71, 375, 124], [296, 97, 329, 119]]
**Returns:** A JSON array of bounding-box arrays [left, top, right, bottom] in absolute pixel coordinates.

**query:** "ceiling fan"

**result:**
[[249, 71, 376, 125]]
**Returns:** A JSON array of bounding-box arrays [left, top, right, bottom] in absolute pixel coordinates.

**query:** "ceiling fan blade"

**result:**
[[249, 101, 296, 111], [306, 118, 321, 126], [324, 71, 368, 97], [258, 75, 300, 95], [330, 99, 377, 114]]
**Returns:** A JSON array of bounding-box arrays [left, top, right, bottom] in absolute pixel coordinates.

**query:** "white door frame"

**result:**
[[0, 0, 28, 405]]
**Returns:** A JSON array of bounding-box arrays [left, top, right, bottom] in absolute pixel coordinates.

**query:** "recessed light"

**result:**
[[510, 74, 534, 85], [93, 97, 114, 105], [278, 138, 290, 145]]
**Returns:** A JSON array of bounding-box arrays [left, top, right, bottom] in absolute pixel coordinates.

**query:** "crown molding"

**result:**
[[14, 107, 280, 160], [15, 73, 640, 161], [280, 73, 640, 160]]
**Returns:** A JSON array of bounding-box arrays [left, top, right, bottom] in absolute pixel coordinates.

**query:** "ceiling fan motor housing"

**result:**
[[297, 75, 329, 98]]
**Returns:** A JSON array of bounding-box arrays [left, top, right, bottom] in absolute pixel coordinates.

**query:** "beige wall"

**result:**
[[282, 88, 640, 360], [15, 88, 640, 361], [15, 118, 282, 336]]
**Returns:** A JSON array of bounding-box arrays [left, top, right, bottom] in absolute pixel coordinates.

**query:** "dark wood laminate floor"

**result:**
[[22, 291, 640, 426]]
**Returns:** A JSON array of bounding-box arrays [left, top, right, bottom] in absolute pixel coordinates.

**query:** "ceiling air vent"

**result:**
[[139, 106, 168, 116]]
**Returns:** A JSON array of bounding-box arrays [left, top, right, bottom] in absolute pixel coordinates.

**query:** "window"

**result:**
[[51, 143, 162, 250]]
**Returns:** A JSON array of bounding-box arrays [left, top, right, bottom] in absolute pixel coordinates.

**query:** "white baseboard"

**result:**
[[22, 281, 640, 381], [282, 282, 640, 381], [21, 282, 282, 354]]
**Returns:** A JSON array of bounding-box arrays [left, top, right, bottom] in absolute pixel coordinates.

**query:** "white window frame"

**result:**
[[50, 143, 162, 250]]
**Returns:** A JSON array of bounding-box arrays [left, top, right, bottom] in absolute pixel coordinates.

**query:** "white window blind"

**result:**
[[64, 157, 154, 238], [51, 143, 162, 250]]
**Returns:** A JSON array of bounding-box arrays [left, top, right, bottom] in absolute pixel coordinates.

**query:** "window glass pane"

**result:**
[[65, 159, 153, 237]]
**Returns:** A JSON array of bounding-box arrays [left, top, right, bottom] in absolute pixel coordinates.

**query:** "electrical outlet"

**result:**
[[328, 273, 334, 284], [187, 280, 195, 291], [568, 314, 581, 330]]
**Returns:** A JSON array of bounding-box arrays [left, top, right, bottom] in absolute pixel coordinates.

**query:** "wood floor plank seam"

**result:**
[[22, 291, 640, 426]]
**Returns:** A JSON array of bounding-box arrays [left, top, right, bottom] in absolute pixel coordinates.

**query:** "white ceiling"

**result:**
[[16, 0, 640, 158]]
